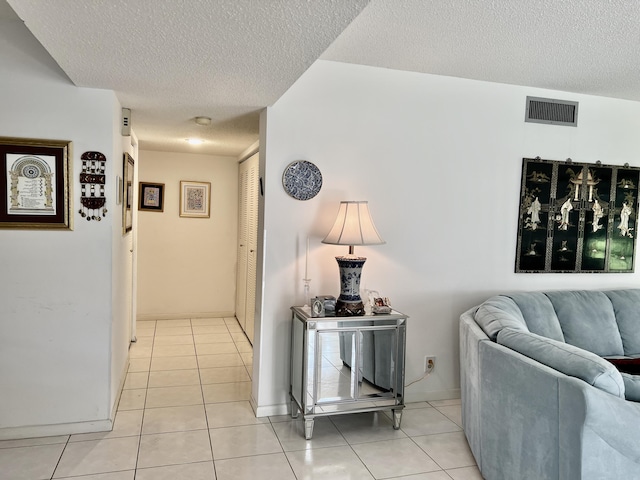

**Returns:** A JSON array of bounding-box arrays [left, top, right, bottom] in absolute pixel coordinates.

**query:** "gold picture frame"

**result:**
[[123, 152, 134, 234], [0, 136, 73, 229], [139, 182, 164, 212], [179, 180, 210, 218]]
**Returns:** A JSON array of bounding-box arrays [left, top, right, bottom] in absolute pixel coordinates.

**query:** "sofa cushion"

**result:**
[[507, 292, 565, 342], [474, 296, 528, 341], [545, 291, 624, 357], [497, 328, 625, 398], [604, 290, 640, 356], [621, 373, 640, 402]]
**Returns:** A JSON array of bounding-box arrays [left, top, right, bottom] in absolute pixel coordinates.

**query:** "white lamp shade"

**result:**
[[322, 201, 385, 246]]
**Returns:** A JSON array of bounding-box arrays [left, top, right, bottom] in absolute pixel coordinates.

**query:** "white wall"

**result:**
[[255, 60, 640, 413], [0, 16, 127, 436], [136, 150, 238, 319]]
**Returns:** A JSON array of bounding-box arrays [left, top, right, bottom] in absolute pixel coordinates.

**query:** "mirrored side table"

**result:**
[[289, 306, 407, 439]]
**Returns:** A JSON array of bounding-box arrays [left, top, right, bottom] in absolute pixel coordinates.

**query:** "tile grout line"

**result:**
[[191, 317, 219, 480], [47, 434, 71, 480], [141, 321, 156, 410], [133, 320, 157, 474], [405, 433, 445, 472], [268, 407, 300, 479], [327, 415, 380, 480]]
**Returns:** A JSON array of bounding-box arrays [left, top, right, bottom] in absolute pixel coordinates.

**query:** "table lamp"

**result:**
[[322, 201, 385, 316]]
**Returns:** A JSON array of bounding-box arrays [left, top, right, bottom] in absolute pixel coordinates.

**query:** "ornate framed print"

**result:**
[[179, 180, 210, 218], [139, 182, 164, 212], [0, 136, 73, 229]]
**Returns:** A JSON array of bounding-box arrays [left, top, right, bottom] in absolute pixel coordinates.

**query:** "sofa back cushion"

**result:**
[[604, 290, 640, 356], [507, 292, 565, 342], [545, 291, 624, 357], [474, 296, 528, 341], [497, 328, 625, 399]]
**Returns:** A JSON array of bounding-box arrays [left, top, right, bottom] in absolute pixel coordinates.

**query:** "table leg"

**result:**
[[304, 418, 315, 439], [291, 399, 299, 419], [392, 409, 402, 430]]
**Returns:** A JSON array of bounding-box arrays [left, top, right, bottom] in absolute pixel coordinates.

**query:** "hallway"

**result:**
[[0, 317, 481, 479]]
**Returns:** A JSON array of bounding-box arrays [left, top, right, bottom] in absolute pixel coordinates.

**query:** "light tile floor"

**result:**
[[0, 317, 483, 480]]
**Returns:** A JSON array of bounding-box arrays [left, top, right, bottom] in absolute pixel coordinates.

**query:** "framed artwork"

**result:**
[[122, 152, 134, 234], [139, 182, 164, 212], [179, 180, 210, 218], [0, 136, 73, 229], [516, 157, 640, 273]]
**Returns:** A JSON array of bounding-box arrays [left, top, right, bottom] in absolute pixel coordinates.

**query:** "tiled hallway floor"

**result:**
[[0, 317, 482, 480]]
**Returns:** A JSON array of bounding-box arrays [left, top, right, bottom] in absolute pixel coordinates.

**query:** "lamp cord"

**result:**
[[405, 369, 433, 388]]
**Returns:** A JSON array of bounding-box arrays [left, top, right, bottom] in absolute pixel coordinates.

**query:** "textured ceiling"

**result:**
[[6, 0, 369, 156], [322, 0, 640, 102], [0, 0, 16, 19], [5, 0, 640, 156]]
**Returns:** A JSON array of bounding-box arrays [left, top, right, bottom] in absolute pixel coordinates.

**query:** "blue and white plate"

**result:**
[[282, 160, 322, 201]]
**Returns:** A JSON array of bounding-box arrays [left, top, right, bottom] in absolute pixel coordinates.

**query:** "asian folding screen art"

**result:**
[[516, 157, 640, 273]]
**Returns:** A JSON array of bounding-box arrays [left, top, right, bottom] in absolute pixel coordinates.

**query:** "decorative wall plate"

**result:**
[[282, 160, 322, 200]]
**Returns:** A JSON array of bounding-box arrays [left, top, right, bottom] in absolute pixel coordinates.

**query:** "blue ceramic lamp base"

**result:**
[[335, 256, 366, 316]]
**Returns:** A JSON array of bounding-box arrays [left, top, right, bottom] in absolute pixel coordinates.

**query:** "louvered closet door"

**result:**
[[244, 156, 259, 343], [235, 152, 259, 344], [235, 161, 249, 332]]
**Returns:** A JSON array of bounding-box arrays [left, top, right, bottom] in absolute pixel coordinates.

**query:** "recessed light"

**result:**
[[186, 138, 204, 145]]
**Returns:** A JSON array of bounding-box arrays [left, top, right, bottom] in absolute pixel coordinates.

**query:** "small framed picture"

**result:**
[[138, 182, 164, 212], [179, 180, 210, 218]]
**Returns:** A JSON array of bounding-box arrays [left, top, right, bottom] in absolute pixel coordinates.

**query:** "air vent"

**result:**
[[122, 108, 131, 136], [525, 96, 578, 127]]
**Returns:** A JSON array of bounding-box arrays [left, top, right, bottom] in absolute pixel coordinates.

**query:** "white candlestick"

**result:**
[[305, 237, 309, 279]]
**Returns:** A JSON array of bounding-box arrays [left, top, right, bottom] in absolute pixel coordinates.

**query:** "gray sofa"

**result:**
[[460, 289, 640, 480]]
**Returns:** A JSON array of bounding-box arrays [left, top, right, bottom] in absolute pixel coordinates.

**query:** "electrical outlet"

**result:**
[[424, 355, 436, 373]]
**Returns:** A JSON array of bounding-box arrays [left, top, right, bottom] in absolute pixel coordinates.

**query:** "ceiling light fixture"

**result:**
[[194, 116, 212, 126]]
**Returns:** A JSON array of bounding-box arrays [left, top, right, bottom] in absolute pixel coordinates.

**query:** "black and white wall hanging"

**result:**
[[79, 151, 107, 221], [516, 157, 640, 273]]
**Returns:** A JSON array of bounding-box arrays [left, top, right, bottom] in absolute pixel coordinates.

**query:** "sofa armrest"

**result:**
[[474, 296, 528, 341], [497, 328, 625, 398], [460, 309, 488, 469], [621, 373, 640, 402], [560, 376, 640, 470]]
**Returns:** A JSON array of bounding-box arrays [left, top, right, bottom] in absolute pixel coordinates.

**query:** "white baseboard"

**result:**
[[0, 418, 113, 441], [252, 397, 289, 418], [249, 394, 258, 415], [255, 404, 289, 417], [404, 388, 461, 404], [110, 357, 130, 421], [137, 311, 235, 321]]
